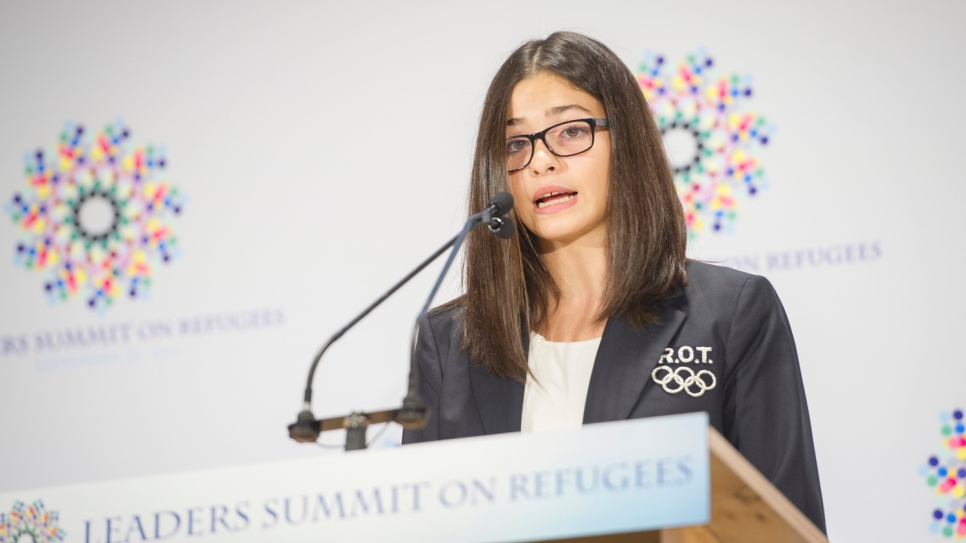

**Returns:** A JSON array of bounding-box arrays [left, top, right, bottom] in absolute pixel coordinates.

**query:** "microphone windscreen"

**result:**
[[489, 191, 514, 217], [488, 217, 517, 239]]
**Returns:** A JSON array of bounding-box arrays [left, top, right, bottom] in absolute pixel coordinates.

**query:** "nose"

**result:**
[[528, 136, 558, 174]]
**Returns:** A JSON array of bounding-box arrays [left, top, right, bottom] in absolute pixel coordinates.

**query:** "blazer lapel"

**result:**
[[468, 296, 687, 432], [468, 331, 528, 434], [583, 302, 687, 424]]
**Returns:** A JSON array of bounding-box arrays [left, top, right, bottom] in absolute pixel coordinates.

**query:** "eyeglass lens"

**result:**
[[507, 120, 596, 172]]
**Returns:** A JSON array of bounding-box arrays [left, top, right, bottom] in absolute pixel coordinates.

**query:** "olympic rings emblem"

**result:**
[[651, 366, 717, 397]]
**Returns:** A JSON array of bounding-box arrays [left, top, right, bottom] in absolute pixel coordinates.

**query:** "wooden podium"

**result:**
[[314, 411, 827, 543], [546, 428, 828, 543], [0, 413, 827, 543]]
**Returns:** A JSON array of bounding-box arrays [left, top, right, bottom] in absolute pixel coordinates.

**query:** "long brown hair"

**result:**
[[455, 31, 687, 380]]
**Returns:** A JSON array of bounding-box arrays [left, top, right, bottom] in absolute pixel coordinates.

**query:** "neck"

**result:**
[[534, 230, 608, 341]]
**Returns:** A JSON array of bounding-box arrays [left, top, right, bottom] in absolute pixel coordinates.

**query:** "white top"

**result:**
[[520, 332, 602, 432]]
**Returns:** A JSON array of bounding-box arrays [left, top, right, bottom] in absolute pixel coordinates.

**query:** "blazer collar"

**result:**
[[468, 297, 688, 434]]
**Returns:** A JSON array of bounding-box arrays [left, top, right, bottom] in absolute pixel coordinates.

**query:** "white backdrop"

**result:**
[[1, 1, 964, 541]]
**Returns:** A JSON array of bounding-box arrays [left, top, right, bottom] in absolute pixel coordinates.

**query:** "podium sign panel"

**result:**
[[0, 413, 709, 543]]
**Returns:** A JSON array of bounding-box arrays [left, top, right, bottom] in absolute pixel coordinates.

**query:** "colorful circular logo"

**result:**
[[5, 121, 185, 312], [0, 500, 66, 542], [637, 49, 773, 237], [920, 409, 966, 539]]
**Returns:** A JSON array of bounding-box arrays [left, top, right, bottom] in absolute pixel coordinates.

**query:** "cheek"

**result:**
[[588, 149, 612, 209], [508, 176, 531, 216]]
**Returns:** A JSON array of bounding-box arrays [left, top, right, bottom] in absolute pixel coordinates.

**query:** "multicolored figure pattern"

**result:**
[[0, 500, 66, 542], [5, 121, 184, 311], [921, 409, 966, 539], [637, 50, 773, 237]]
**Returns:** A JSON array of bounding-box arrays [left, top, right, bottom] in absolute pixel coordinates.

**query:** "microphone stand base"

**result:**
[[290, 406, 429, 449], [288, 410, 322, 443]]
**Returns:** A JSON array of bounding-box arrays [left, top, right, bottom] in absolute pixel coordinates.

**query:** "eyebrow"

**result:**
[[506, 104, 594, 126]]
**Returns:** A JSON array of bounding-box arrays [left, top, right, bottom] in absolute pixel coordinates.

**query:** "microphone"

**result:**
[[486, 191, 514, 218], [488, 216, 516, 239], [484, 191, 515, 239]]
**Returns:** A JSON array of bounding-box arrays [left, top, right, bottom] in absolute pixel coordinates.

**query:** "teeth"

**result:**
[[536, 193, 575, 209]]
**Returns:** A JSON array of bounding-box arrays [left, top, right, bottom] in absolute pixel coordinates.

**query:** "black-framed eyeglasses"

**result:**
[[506, 117, 609, 173]]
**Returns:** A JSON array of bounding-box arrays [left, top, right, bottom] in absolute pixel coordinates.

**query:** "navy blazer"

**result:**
[[402, 261, 826, 532]]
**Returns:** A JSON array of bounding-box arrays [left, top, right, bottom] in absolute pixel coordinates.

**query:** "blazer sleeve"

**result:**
[[722, 274, 827, 533], [401, 313, 443, 444]]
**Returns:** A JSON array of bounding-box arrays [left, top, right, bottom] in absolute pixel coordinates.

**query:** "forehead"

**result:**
[[506, 73, 603, 127]]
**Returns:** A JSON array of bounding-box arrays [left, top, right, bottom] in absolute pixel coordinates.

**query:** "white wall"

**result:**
[[1, 1, 964, 541]]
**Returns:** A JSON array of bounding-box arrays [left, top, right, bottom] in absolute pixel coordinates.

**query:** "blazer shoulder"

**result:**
[[419, 299, 464, 356], [681, 260, 778, 311], [685, 259, 758, 288], [426, 299, 462, 331]]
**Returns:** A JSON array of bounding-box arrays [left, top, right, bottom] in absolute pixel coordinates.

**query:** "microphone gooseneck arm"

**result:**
[[301, 234, 457, 408], [395, 219, 476, 429], [290, 191, 515, 445], [401, 197, 516, 425]]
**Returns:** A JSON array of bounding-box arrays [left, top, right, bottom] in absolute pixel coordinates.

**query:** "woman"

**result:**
[[402, 32, 826, 532]]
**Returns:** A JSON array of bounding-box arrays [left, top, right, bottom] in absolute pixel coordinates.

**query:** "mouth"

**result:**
[[535, 191, 577, 209], [532, 187, 579, 215]]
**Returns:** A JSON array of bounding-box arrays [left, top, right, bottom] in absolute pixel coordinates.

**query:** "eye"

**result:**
[[506, 138, 531, 154], [560, 124, 588, 139]]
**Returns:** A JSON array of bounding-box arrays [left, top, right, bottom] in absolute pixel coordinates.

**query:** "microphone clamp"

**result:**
[[487, 216, 516, 239]]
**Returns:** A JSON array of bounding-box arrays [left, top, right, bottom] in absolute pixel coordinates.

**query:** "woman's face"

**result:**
[[506, 72, 611, 249]]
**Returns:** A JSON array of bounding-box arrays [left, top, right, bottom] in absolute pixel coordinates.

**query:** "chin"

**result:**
[[528, 217, 601, 246]]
